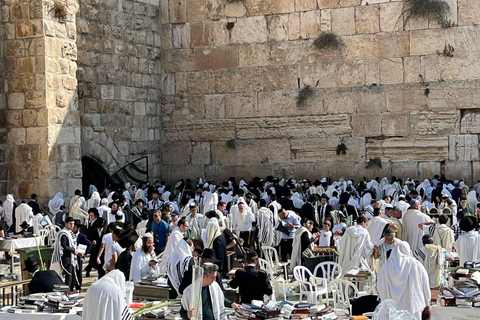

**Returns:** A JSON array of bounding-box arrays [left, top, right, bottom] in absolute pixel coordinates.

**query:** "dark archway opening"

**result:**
[[81, 156, 112, 197]]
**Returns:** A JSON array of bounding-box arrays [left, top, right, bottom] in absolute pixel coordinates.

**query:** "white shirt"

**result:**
[[231, 207, 255, 232], [102, 233, 114, 269], [319, 230, 332, 247]]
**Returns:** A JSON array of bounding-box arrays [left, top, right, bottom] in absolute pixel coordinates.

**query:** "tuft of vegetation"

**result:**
[[440, 44, 454, 57], [366, 158, 382, 169], [49, 0, 69, 22], [296, 85, 314, 107], [424, 88, 430, 97], [336, 142, 348, 155], [402, 0, 450, 28], [226, 139, 236, 150], [313, 32, 343, 51]]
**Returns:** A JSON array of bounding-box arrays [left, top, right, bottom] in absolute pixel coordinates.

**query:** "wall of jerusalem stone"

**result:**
[[76, 0, 163, 180], [160, 0, 480, 184]]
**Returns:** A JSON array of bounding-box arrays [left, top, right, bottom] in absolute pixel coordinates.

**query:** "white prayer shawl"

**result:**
[[14, 203, 33, 233], [372, 238, 400, 272], [159, 228, 184, 273], [135, 189, 146, 203], [214, 209, 226, 228], [338, 225, 373, 274], [361, 193, 372, 211], [269, 201, 283, 246], [97, 204, 111, 220], [467, 190, 478, 214], [257, 207, 275, 247], [3, 194, 15, 227], [130, 247, 158, 282], [205, 218, 222, 249], [88, 191, 101, 210], [182, 280, 226, 320], [71, 197, 88, 225], [82, 270, 132, 320], [231, 199, 255, 234], [413, 244, 445, 289], [247, 200, 258, 216], [366, 216, 389, 246], [454, 231, 480, 266], [123, 190, 132, 204], [402, 209, 433, 253], [379, 177, 389, 196], [69, 195, 79, 214], [431, 224, 454, 253], [48, 192, 64, 216], [203, 191, 217, 214], [290, 194, 304, 209], [51, 229, 76, 277], [107, 191, 115, 204], [166, 239, 192, 295], [377, 242, 430, 318], [290, 227, 313, 270], [186, 213, 205, 239]]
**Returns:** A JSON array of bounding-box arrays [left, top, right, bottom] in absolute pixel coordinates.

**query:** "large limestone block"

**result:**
[[403, 56, 421, 84], [172, 23, 190, 49], [458, 0, 480, 26], [163, 49, 195, 73], [418, 162, 442, 180], [379, 58, 403, 84], [336, 60, 365, 87], [291, 136, 365, 163], [256, 91, 291, 117], [320, 9, 332, 32], [331, 7, 355, 36], [355, 5, 380, 34], [461, 110, 480, 134], [262, 65, 297, 91], [204, 94, 225, 119], [238, 43, 272, 68], [267, 14, 289, 42], [186, 0, 206, 21], [169, 0, 187, 23], [318, 0, 339, 9], [374, 32, 409, 59], [188, 95, 205, 119], [231, 16, 268, 44], [295, 0, 316, 12], [379, 2, 403, 32], [212, 20, 229, 45], [445, 161, 474, 183], [205, 0, 224, 19], [186, 70, 215, 94], [225, 93, 257, 118], [272, 0, 295, 14], [211, 139, 290, 165], [165, 120, 236, 142], [391, 162, 418, 179], [191, 142, 211, 165], [190, 22, 213, 47], [245, 0, 272, 16], [386, 87, 427, 112], [358, 86, 387, 113], [8, 128, 26, 145], [288, 12, 301, 40], [367, 137, 449, 161], [411, 110, 457, 136], [352, 113, 382, 137], [300, 10, 320, 39], [162, 142, 191, 165], [343, 34, 375, 60], [323, 88, 359, 114], [215, 67, 263, 93], [381, 112, 409, 137], [225, 2, 247, 17], [449, 134, 479, 161]]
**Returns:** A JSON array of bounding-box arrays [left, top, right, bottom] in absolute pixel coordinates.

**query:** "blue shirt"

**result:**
[[151, 220, 170, 250], [282, 212, 301, 239]]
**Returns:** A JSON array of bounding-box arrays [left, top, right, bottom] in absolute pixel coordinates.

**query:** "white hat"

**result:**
[[143, 233, 153, 239]]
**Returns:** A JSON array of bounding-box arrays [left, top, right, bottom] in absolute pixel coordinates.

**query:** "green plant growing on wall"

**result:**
[[336, 141, 348, 155], [296, 85, 314, 107], [366, 158, 382, 169], [226, 139, 237, 150], [313, 32, 343, 51], [402, 0, 450, 28], [50, 0, 69, 22]]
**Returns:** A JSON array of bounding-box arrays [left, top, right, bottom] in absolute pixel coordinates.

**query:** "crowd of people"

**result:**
[[2, 174, 480, 319]]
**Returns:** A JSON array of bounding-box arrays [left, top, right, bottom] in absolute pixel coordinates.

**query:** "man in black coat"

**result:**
[[60, 217, 78, 291], [84, 216, 106, 279], [23, 257, 64, 294], [73, 220, 92, 291], [317, 194, 333, 225], [120, 196, 133, 225], [229, 251, 273, 304]]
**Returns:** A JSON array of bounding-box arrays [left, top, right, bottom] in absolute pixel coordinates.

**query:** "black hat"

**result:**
[[74, 219, 82, 227], [205, 210, 219, 220], [201, 248, 220, 263], [117, 230, 139, 249], [460, 216, 477, 232], [20, 221, 29, 229], [22, 257, 38, 272], [93, 217, 106, 229], [247, 250, 258, 258]]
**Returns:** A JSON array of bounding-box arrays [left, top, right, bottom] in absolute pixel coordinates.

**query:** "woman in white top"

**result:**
[[129, 233, 159, 282]]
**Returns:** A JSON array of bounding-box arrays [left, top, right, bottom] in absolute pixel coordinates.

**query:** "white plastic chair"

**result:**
[[329, 278, 367, 314], [258, 257, 287, 301], [293, 266, 328, 304], [313, 261, 342, 281], [44, 225, 61, 245], [37, 229, 48, 242], [261, 245, 288, 276]]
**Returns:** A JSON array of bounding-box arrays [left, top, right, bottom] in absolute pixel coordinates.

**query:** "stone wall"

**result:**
[[2, 0, 81, 204], [160, 0, 480, 184], [76, 0, 163, 179], [0, 4, 7, 196]]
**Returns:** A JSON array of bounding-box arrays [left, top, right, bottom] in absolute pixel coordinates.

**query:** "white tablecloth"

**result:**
[[430, 305, 480, 320], [0, 237, 42, 254], [0, 309, 81, 320]]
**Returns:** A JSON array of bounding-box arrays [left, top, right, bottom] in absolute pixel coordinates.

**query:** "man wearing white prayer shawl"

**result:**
[[130, 233, 159, 282], [231, 198, 255, 248], [290, 218, 318, 270], [158, 217, 190, 273], [366, 207, 396, 246], [82, 270, 132, 320], [454, 216, 480, 266], [14, 200, 34, 233], [413, 235, 454, 289], [97, 198, 111, 220], [337, 216, 373, 274], [69, 189, 81, 214], [395, 195, 409, 215], [424, 214, 454, 253], [87, 191, 101, 211], [166, 238, 193, 296], [3, 194, 15, 230], [377, 241, 431, 320], [372, 228, 400, 271], [181, 263, 239, 320], [257, 200, 275, 247], [48, 192, 64, 220], [402, 200, 433, 253]]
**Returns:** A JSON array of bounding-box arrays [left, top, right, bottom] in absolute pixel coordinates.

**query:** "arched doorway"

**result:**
[[81, 156, 112, 197]]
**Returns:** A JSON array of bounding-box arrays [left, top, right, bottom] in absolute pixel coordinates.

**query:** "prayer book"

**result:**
[[77, 244, 87, 255]]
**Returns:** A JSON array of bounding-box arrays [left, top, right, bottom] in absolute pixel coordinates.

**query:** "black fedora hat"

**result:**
[[201, 248, 220, 263], [22, 257, 38, 272]]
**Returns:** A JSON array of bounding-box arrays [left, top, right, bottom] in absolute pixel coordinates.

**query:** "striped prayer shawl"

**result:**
[[257, 207, 274, 247]]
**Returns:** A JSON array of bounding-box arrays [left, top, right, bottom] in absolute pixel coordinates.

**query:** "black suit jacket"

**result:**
[[27, 201, 40, 215], [29, 270, 64, 294], [122, 204, 133, 224], [76, 232, 93, 255], [229, 266, 273, 304], [317, 204, 333, 222]]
